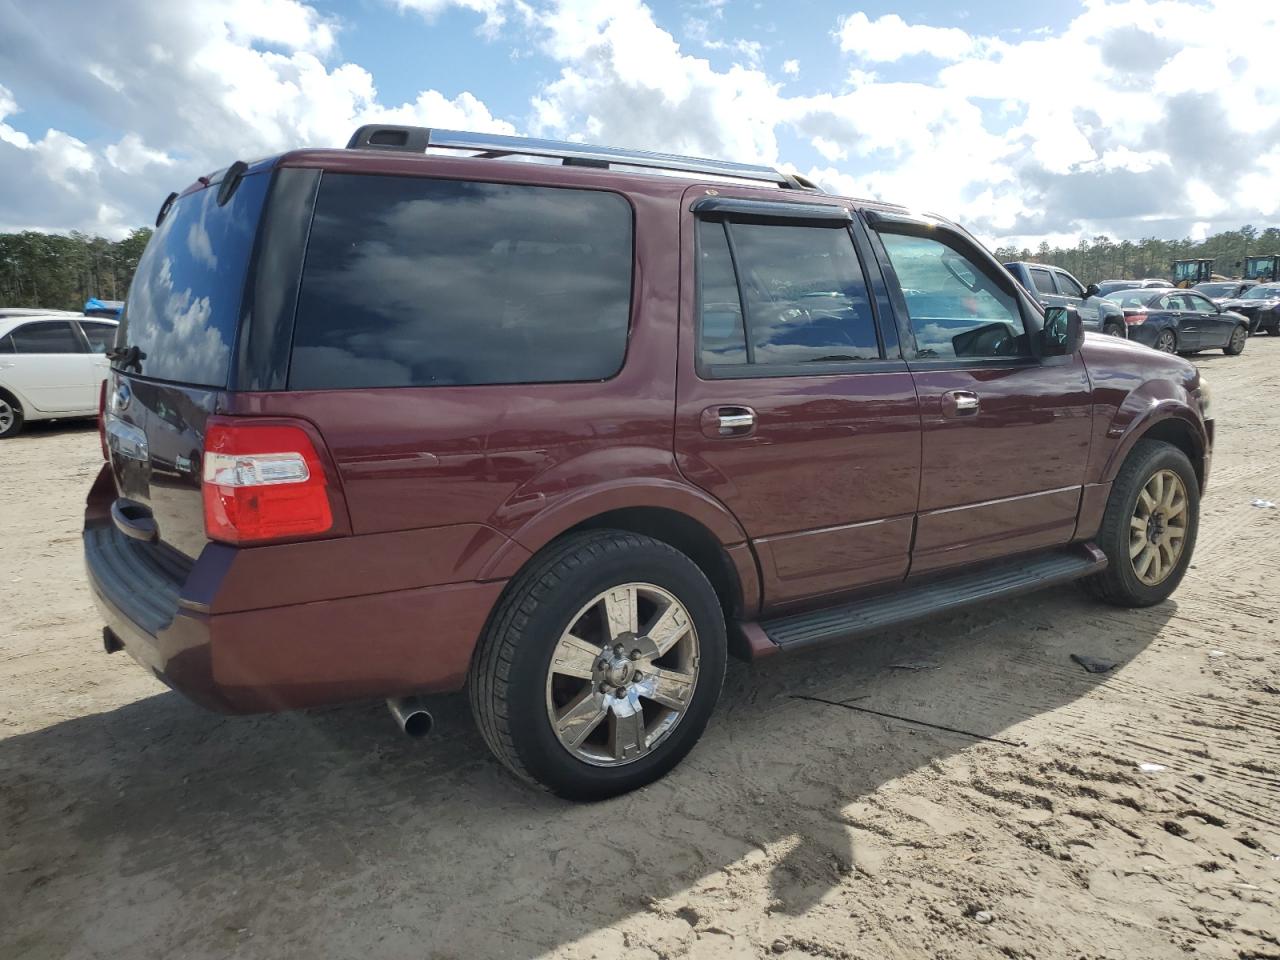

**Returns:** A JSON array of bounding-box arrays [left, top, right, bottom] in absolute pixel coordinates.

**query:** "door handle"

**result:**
[[942, 390, 979, 417], [701, 405, 756, 438]]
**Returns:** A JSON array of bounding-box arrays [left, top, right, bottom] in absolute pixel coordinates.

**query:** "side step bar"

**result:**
[[757, 544, 1107, 652]]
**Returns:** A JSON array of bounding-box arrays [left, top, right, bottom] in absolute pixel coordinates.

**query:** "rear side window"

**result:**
[[9, 320, 82, 353], [80, 322, 117, 353], [1029, 268, 1055, 295], [697, 219, 881, 371], [289, 174, 634, 390], [115, 173, 269, 386]]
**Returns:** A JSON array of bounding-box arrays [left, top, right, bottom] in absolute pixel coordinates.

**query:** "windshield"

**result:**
[[1245, 257, 1276, 280], [1194, 283, 1236, 298], [114, 172, 268, 386], [1243, 284, 1280, 300]]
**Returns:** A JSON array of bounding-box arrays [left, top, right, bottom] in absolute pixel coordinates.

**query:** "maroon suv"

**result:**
[[86, 126, 1213, 799]]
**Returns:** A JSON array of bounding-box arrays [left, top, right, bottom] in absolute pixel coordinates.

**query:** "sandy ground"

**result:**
[[2, 343, 1279, 960]]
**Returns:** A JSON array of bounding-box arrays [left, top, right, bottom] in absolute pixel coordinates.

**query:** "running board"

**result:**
[[758, 544, 1107, 652]]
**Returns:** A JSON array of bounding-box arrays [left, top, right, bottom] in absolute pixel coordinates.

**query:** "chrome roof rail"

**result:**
[[345, 125, 815, 190]]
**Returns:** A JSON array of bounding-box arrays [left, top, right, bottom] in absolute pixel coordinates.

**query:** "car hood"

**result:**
[[1223, 298, 1279, 309]]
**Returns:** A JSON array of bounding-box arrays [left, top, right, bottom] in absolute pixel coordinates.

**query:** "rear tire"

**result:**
[[469, 530, 727, 801], [1224, 324, 1247, 355], [0, 390, 24, 439], [1154, 329, 1177, 353], [1103, 322, 1126, 339], [1081, 440, 1199, 607]]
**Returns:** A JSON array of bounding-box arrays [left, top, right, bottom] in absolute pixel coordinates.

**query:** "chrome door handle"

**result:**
[[718, 412, 755, 429], [701, 405, 757, 438], [942, 390, 980, 417]]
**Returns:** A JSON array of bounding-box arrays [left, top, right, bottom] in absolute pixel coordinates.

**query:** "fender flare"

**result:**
[[1100, 399, 1207, 484]]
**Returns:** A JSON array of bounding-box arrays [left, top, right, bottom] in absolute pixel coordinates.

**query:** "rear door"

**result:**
[[1168, 292, 1202, 348], [675, 190, 921, 607], [865, 214, 1093, 575], [2, 320, 95, 412]]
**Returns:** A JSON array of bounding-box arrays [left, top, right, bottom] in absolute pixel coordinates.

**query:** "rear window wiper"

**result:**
[[107, 344, 146, 372]]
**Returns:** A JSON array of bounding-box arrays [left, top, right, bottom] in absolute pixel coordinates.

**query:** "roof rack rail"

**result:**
[[345, 124, 816, 190]]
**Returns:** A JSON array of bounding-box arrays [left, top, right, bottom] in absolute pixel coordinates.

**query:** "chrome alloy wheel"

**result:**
[[1129, 468, 1189, 586], [0, 398, 13, 433], [1155, 330, 1177, 353], [545, 583, 700, 767], [1229, 326, 1246, 352]]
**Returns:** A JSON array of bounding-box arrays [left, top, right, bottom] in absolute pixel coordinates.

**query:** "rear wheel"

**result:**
[[1154, 329, 1177, 353], [1103, 322, 1126, 338], [1081, 440, 1199, 607], [0, 391, 24, 439], [1224, 324, 1247, 355], [470, 530, 727, 801]]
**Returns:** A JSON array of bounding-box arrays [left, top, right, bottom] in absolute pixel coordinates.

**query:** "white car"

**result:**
[[0, 314, 117, 438]]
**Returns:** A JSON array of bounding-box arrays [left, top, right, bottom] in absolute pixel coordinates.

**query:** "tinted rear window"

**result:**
[[288, 174, 633, 390], [115, 173, 269, 386]]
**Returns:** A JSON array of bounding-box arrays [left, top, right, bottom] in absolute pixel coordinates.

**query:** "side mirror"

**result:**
[[1041, 305, 1084, 357], [1085, 282, 1100, 297]]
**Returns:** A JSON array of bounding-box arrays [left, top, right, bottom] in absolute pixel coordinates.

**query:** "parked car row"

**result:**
[[1102, 288, 1249, 355]]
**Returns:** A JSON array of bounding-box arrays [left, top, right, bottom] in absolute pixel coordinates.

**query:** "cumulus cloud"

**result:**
[[0, 0, 1277, 250]]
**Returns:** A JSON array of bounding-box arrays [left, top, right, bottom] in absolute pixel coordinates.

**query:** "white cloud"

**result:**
[[837, 12, 979, 63], [782, 59, 799, 77]]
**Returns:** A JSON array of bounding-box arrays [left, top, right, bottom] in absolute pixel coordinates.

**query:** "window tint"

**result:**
[[1029, 268, 1056, 295], [80, 322, 118, 353], [9, 320, 82, 354], [880, 232, 1029, 360], [117, 173, 268, 386], [290, 175, 633, 390], [1183, 293, 1215, 312], [697, 220, 747, 366], [0, 334, 12, 353], [1056, 272, 1085, 298], [697, 220, 880, 369]]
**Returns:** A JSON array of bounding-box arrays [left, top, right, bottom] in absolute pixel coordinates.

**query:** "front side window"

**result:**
[[879, 232, 1029, 360], [290, 175, 634, 390], [9, 321, 82, 354], [1056, 272, 1085, 298], [1029, 268, 1055, 295], [1184, 293, 1215, 312], [697, 219, 881, 370]]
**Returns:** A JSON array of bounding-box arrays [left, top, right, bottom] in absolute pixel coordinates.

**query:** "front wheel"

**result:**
[[1154, 329, 1177, 353], [1081, 440, 1199, 607], [1224, 324, 1247, 355], [470, 530, 727, 801]]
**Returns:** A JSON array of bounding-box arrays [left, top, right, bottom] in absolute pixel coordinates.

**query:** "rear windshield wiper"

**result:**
[[107, 344, 146, 373]]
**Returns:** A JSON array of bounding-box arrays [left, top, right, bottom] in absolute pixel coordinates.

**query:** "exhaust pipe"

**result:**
[[387, 696, 434, 738]]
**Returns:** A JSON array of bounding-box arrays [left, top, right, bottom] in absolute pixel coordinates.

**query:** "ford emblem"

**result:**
[[113, 381, 131, 413]]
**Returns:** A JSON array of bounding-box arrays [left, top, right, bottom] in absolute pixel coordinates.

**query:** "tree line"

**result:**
[[1, 221, 1278, 312], [992, 225, 1280, 284], [0, 229, 152, 311]]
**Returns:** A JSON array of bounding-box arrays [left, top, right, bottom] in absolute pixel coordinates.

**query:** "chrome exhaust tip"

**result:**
[[386, 697, 434, 738]]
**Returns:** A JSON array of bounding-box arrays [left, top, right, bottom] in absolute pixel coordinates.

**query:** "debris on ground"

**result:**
[[1070, 654, 1119, 674]]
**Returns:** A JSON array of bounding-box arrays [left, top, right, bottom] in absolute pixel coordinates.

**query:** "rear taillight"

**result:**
[[1123, 308, 1148, 325], [202, 419, 334, 545], [97, 380, 109, 460]]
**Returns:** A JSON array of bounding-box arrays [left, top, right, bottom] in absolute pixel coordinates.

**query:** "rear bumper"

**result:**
[[84, 470, 505, 714]]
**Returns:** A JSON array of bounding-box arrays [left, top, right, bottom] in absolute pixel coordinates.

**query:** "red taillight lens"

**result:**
[[1123, 308, 1148, 325], [202, 420, 334, 545], [98, 380, 109, 460]]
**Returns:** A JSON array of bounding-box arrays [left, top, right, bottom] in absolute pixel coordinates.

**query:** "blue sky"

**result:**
[[1, 0, 1277, 245]]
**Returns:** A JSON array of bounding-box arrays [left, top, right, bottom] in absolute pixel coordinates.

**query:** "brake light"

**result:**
[[202, 420, 334, 544], [1123, 308, 1148, 325], [98, 380, 109, 460]]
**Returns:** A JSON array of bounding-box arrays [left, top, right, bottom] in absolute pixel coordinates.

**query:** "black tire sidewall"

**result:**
[[503, 540, 727, 800], [1099, 444, 1199, 606], [0, 391, 23, 439], [1225, 326, 1246, 355], [1156, 330, 1176, 353]]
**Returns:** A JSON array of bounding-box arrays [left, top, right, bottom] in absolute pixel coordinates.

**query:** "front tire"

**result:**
[[1081, 440, 1199, 607], [0, 390, 24, 439], [470, 530, 727, 801], [1224, 324, 1247, 355]]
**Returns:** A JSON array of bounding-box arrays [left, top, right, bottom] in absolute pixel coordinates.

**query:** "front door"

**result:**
[[675, 188, 922, 609], [867, 220, 1094, 575], [1183, 290, 1234, 348]]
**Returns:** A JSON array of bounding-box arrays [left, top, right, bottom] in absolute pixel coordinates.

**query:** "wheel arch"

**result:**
[[1106, 409, 1206, 491]]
